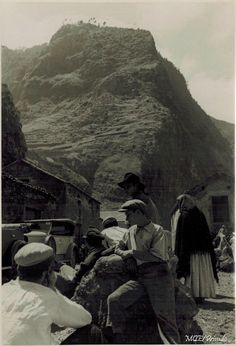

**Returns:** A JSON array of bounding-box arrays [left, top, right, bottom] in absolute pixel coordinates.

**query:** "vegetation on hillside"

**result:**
[[2, 84, 27, 166], [2, 23, 234, 226]]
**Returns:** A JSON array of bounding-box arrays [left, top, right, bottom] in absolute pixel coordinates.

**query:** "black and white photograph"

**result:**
[[1, 0, 235, 344]]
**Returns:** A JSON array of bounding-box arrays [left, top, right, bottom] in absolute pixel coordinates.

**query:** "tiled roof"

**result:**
[[4, 158, 100, 204], [2, 172, 56, 200]]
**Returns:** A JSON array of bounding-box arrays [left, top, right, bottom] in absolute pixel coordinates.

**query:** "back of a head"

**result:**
[[177, 193, 196, 211], [15, 243, 54, 281], [102, 217, 118, 229], [86, 228, 104, 247]]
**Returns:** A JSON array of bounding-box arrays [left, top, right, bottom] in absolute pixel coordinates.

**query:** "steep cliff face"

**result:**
[[2, 84, 27, 166], [2, 23, 233, 227], [210, 117, 234, 151]]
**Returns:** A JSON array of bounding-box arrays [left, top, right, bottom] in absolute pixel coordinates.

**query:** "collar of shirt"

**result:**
[[136, 222, 154, 234], [16, 278, 45, 290]]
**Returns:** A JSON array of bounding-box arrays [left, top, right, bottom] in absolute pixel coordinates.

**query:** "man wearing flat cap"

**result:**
[[106, 199, 180, 344], [118, 172, 160, 224], [2, 243, 103, 345]]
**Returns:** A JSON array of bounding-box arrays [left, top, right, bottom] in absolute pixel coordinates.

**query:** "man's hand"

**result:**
[[120, 249, 134, 260], [124, 257, 137, 275], [101, 246, 115, 256]]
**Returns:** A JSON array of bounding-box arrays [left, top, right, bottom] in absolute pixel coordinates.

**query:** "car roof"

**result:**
[[24, 218, 75, 225], [2, 224, 23, 229], [2, 223, 31, 230]]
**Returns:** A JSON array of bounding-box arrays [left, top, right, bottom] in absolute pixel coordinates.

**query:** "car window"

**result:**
[[51, 223, 74, 236], [29, 222, 51, 233]]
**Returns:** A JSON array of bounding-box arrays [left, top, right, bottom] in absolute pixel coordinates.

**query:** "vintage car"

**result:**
[[2, 223, 28, 275], [23, 219, 79, 267]]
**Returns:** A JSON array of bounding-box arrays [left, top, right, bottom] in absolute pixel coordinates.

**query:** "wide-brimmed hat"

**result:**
[[86, 229, 104, 241], [118, 173, 145, 190]]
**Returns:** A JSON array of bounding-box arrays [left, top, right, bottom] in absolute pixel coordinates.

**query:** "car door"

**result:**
[[51, 222, 74, 255]]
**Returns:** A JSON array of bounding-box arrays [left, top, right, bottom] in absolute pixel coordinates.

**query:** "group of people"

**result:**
[[2, 172, 219, 345]]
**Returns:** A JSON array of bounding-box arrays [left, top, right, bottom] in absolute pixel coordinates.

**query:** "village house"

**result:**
[[3, 159, 101, 236], [2, 172, 56, 223], [188, 173, 234, 236]]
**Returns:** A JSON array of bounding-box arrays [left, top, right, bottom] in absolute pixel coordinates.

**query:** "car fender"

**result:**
[[25, 231, 47, 243], [65, 243, 79, 268], [45, 235, 57, 253]]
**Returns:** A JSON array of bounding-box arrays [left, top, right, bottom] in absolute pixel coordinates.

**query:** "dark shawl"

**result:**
[[175, 207, 218, 282]]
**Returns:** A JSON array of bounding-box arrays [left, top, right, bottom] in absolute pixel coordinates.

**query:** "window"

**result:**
[[51, 222, 74, 236], [212, 196, 230, 223]]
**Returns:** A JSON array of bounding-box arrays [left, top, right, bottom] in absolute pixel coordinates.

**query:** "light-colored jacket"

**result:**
[[101, 226, 128, 248], [2, 278, 92, 345]]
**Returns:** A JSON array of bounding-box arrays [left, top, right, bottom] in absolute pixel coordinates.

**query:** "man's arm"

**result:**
[[101, 230, 109, 248], [114, 232, 133, 259], [72, 251, 102, 283], [52, 290, 92, 328]]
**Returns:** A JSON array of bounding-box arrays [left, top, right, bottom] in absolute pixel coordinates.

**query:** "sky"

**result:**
[[0, 0, 235, 123]]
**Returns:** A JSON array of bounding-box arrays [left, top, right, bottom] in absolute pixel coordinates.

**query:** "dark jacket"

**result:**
[[72, 246, 106, 283], [175, 207, 218, 282]]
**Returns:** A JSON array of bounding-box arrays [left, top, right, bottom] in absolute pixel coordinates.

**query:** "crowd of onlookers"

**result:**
[[212, 225, 234, 272], [2, 172, 234, 345]]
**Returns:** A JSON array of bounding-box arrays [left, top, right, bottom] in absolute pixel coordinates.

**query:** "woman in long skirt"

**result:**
[[174, 194, 218, 304]]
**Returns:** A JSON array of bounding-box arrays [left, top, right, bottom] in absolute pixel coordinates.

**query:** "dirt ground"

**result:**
[[195, 271, 235, 345], [55, 271, 235, 345]]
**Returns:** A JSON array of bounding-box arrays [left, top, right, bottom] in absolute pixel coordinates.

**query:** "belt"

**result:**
[[138, 261, 166, 271]]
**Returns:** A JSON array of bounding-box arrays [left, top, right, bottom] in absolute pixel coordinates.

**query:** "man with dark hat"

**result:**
[[72, 229, 108, 284], [118, 172, 160, 224], [106, 200, 180, 344], [101, 216, 127, 248], [2, 243, 103, 345]]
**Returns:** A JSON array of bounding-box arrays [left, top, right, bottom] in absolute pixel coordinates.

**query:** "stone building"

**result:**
[[3, 159, 100, 236], [189, 173, 234, 235], [2, 172, 56, 223]]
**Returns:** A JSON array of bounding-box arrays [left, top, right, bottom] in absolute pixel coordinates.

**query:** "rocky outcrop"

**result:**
[[2, 84, 27, 166], [210, 116, 234, 151], [2, 24, 233, 227], [73, 255, 202, 344]]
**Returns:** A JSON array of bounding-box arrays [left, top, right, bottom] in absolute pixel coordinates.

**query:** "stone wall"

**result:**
[[65, 184, 100, 236], [195, 177, 234, 235], [2, 175, 56, 223], [4, 160, 100, 233]]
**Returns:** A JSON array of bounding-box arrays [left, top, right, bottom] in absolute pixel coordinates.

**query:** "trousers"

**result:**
[[107, 262, 180, 344], [61, 324, 104, 344]]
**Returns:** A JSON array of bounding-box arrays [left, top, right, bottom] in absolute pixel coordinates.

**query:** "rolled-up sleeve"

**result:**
[[114, 232, 129, 257], [52, 291, 92, 328]]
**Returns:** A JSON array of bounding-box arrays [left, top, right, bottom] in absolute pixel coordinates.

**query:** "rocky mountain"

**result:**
[[2, 23, 234, 227], [2, 84, 27, 166], [210, 116, 234, 151]]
